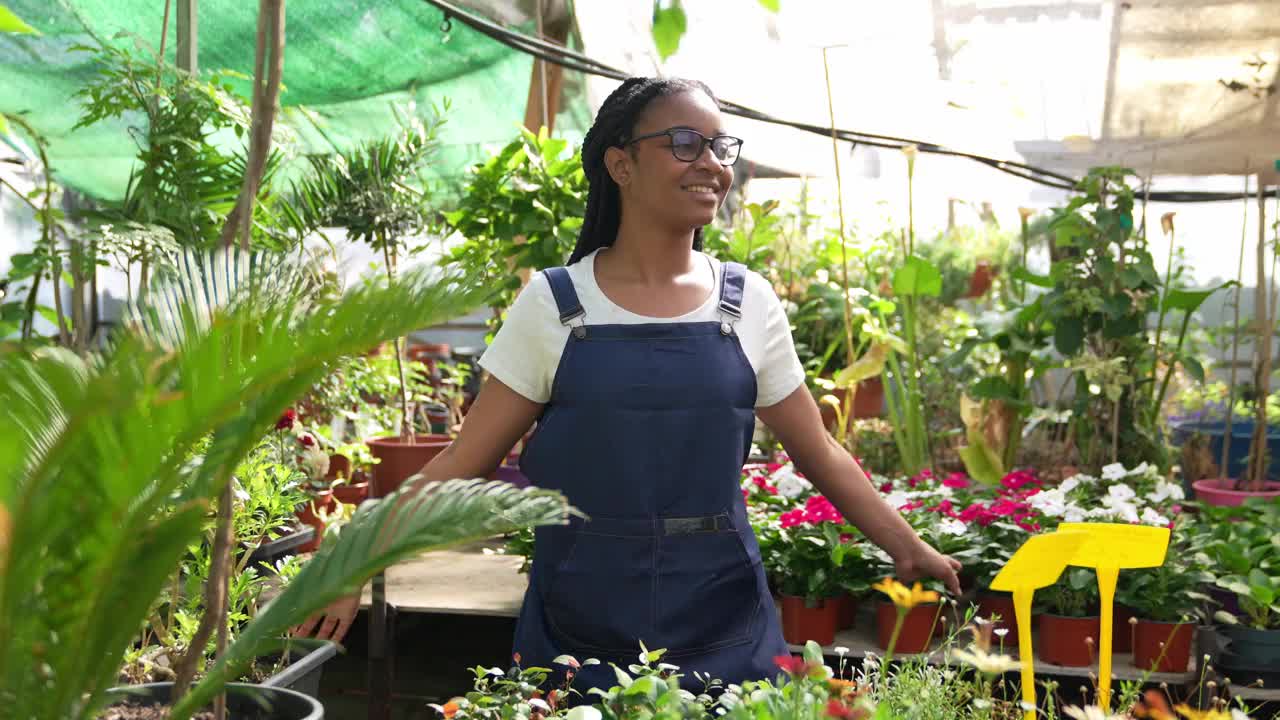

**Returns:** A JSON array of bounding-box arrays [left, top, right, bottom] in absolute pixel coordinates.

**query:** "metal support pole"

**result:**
[[176, 0, 198, 73], [369, 574, 395, 720]]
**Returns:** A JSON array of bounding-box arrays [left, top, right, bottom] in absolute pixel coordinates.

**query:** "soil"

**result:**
[[98, 704, 214, 720]]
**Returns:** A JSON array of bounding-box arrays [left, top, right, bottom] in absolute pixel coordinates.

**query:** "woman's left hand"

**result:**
[[895, 542, 963, 596]]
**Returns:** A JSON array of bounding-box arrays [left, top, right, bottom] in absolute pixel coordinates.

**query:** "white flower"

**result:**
[[1063, 505, 1088, 522], [884, 490, 912, 509], [529, 699, 551, 712], [1127, 461, 1152, 478], [1146, 479, 1185, 504], [1140, 507, 1170, 527], [1101, 463, 1127, 481], [1028, 489, 1067, 517], [1106, 483, 1136, 502], [1059, 476, 1082, 494], [775, 469, 811, 499], [938, 518, 968, 536], [834, 646, 850, 656]]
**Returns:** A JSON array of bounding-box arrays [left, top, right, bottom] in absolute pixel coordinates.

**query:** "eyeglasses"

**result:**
[[624, 128, 744, 166]]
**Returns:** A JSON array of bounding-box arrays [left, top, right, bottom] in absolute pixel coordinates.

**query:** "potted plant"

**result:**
[[872, 577, 944, 656], [760, 494, 854, 645], [289, 107, 455, 498], [1192, 191, 1280, 505], [1116, 523, 1214, 672], [0, 247, 562, 720], [1204, 499, 1280, 674], [1037, 567, 1102, 667]]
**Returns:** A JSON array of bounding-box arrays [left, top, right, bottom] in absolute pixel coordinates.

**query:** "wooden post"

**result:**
[[176, 0, 198, 73], [521, 0, 570, 133]]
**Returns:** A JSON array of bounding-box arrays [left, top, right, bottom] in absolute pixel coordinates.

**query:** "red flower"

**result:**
[[942, 473, 971, 489], [300, 433, 316, 447], [899, 500, 926, 512], [999, 470, 1040, 492], [878, 481, 893, 493], [774, 655, 819, 677], [275, 409, 297, 430], [826, 699, 866, 720]]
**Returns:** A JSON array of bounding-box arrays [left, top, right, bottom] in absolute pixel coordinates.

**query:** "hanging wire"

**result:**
[[417, 0, 1278, 202]]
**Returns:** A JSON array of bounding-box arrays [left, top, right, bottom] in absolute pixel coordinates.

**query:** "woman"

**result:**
[[299, 76, 961, 689]]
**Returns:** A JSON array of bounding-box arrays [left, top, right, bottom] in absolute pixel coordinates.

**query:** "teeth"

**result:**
[[685, 185, 716, 193]]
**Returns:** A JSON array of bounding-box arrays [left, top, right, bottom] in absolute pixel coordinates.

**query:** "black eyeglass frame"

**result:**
[[623, 128, 744, 166]]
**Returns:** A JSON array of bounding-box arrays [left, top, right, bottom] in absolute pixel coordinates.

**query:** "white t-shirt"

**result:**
[[478, 249, 806, 408]]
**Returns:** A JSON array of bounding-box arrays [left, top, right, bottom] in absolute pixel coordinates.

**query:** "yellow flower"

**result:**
[[873, 578, 938, 609], [1173, 706, 1239, 720]]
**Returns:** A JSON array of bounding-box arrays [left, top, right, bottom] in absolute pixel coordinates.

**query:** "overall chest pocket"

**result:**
[[540, 516, 761, 658]]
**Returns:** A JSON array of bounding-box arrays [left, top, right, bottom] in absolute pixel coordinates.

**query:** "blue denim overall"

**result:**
[[512, 261, 788, 691]]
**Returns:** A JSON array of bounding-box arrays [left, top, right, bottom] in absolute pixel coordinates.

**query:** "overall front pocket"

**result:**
[[542, 529, 656, 655], [654, 526, 760, 657]]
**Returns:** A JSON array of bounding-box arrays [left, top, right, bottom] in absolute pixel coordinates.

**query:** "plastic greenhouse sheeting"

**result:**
[[0, 0, 590, 201]]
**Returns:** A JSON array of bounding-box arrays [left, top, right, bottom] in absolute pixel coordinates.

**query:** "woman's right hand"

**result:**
[[293, 592, 361, 643]]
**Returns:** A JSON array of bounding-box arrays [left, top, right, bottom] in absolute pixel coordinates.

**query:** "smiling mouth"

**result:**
[[683, 184, 719, 194]]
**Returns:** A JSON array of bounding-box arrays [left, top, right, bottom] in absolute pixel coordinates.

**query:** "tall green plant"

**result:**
[[72, 35, 295, 261], [878, 146, 940, 476], [0, 251, 575, 720], [289, 106, 447, 440], [443, 126, 587, 338]]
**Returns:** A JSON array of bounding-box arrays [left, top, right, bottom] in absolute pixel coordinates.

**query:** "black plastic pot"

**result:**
[[245, 526, 316, 571], [262, 641, 339, 699], [105, 682, 322, 720], [1218, 623, 1280, 666]]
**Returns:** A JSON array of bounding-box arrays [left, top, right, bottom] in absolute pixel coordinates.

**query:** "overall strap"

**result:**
[[543, 267, 588, 338], [718, 261, 747, 321]]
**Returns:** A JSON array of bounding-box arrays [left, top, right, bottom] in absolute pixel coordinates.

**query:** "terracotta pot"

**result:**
[[818, 378, 886, 431], [779, 595, 839, 646], [325, 454, 351, 482], [367, 434, 452, 498], [406, 341, 451, 362], [294, 490, 334, 553], [976, 592, 1020, 646], [966, 261, 995, 298], [1192, 478, 1280, 507], [1113, 604, 1136, 653], [835, 594, 859, 630], [1132, 620, 1195, 673], [1038, 614, 1100, 667], [876, 601, 941, 654], [332, 481, 369, 506]]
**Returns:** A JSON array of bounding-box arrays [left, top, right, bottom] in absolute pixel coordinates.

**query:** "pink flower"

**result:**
[[907, 469, 934, 488], [942, 473, 971, 489], [1170, 504, 1183, 515], [780, 509, 805, 528], [999, 470, 1040, 493], [1016, 520, 1041, 532], [878, 481, 893, 493], [752, 476, 779, 495], [930, 499, 958, 518], [900, 500, 926, 512]]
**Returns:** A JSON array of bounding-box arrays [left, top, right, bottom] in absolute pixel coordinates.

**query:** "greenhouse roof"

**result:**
[[0, 0, 590, 201]]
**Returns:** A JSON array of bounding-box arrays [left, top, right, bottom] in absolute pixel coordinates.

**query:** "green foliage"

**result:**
[[1194, 499, 1280, 630], [702, 200, 784, 275], [651, 1, 688, 61], [290, 106, 446, 256], [72, 35, 294, 253], [1040, 567, 1100, 617], [0, 247, 500, 719], [1116, 522, 1215, 623], [444, 127, 587, 336]]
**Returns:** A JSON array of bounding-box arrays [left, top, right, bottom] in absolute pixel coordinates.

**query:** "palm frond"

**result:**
[[0, 254, 495, 719], [176, 479, 577, 717]]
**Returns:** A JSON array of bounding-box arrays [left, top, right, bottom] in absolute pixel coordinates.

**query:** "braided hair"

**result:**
[[568, 77, 718, 264]]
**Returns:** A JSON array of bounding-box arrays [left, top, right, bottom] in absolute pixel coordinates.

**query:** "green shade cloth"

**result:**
[[0, 1, 589, 201]]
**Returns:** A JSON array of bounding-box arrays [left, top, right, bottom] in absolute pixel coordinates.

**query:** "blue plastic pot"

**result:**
[[1168, 419, 1280, 481]]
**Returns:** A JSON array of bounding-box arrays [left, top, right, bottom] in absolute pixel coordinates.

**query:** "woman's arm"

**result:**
[[756, 385, 962, 595], [408, 375, 545, 485]]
